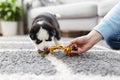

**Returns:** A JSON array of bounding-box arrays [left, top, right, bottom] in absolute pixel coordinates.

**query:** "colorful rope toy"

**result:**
[[38, 45, 78, 57]]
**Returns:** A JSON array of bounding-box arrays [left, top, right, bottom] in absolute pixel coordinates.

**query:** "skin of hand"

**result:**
[[68, 30, 103, 54]]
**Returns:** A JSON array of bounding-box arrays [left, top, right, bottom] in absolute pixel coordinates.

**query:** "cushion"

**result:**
[[59, 17, 97, 31], [60, 0, 104, 4], [29, 2, 97, 19], [97, 0, 120, 17], [40, 0, 62, 6]]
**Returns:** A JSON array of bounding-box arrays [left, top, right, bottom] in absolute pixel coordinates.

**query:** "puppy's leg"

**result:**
[[36, 41, 46, 51], [54, 37, 61, 45]]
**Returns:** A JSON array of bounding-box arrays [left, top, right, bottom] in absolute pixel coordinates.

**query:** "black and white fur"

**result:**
[[29, 12, 61, 51]]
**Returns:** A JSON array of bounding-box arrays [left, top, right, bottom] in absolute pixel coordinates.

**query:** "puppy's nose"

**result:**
[[43, 46, 49, 50], [40, 46, 49, 51]]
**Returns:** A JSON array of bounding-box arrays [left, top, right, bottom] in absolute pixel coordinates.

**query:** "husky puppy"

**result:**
[[29, 12, 61, 51]]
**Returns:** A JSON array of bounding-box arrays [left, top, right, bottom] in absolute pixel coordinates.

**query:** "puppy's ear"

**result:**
[[42, 22, 56, 36], [49, 29, 56, 36], [29, 24, 40, 40]]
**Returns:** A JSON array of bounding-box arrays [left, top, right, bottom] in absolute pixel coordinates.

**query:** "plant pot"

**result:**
[[1, 21, 18, 36]]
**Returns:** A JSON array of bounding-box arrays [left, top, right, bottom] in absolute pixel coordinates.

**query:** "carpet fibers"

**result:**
[[0, 36, 120, 80]]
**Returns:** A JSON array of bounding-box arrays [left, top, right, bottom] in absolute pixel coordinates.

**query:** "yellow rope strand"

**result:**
[[38, 45, 78, 56]]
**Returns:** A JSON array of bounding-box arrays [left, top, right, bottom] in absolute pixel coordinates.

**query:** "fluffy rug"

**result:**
[[0, 36, 120, 80]]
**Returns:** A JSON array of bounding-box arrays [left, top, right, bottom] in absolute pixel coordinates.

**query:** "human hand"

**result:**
[[68, 36, 93, 54], [68, 30, 103, 54]]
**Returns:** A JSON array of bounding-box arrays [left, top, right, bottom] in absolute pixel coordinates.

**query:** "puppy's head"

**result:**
[[29, 21, 56, 50]]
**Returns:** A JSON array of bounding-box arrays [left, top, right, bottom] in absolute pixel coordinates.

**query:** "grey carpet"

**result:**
[[0, 51, 56, 75], [0, 36, 120, 77], [53, 51, 120, 76], [0, 43, 35, 49]]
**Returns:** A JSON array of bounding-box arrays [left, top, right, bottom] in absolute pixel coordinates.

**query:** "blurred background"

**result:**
[[0, 0, 119, 37]]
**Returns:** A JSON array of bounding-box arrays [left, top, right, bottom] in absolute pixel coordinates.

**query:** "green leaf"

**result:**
[[7, 12, 12, 17], [11, 0, 16, 3], [5, 7, 9, 12], [0, 8, 2, 12]]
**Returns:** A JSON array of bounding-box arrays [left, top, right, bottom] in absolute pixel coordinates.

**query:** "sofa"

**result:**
[[23, 0, 120, 36]]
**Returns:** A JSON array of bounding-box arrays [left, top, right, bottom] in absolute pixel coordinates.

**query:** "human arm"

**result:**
[[68, 2, 120, 54], [94, 2, 120, 40]]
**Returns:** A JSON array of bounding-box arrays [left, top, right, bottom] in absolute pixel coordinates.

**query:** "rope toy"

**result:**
[[38, 45, 78, 57]]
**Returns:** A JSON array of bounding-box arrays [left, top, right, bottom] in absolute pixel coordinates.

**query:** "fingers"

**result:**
[[70, 44, 92, 54], [71, 48, 83, 54], [67, 36, 89, 54]]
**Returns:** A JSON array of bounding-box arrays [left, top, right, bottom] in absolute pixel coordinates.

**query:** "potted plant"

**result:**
[[0, 0, 22, 36]]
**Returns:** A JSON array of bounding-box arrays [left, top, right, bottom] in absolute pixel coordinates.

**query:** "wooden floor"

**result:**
[[0, 33, 2, 36], [61, 30, 90, 38]]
